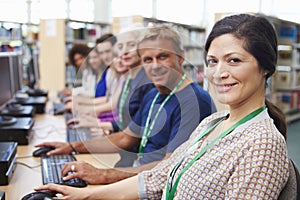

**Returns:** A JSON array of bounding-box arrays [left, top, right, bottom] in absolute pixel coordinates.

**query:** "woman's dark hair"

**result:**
[[204, 13, 287, 139], [68, 43, 91, 67]]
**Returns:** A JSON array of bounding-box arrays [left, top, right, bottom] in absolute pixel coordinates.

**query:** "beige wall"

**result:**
[[39, 19, 66, 92]]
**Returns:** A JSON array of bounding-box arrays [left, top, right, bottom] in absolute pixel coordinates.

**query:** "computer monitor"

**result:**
[[9, 52, 23, 94], [32, 50, 40, 86], [0, 52, 18, 126], [26, 49, 40, 89], [0, 53, 13, 107], [26, 58, 35, 89]]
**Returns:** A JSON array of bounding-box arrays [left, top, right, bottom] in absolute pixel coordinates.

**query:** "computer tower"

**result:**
[[0, 142, 17, 186], [0, 117, 34, 145], [14, 96, 47, 114], [25, 88, 48, 97]]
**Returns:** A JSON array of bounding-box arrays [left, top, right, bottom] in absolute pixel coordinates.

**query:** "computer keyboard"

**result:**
[[41, 154, 87, 187], [66, 127, 92, 143], [64, 112, 74, 123], [53, 102, 65, 115]]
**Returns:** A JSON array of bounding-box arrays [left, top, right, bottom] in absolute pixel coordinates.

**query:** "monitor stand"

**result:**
[[6, 103, 24, 112], [0, 116, 17, 127], [1, 103, 35, 118]]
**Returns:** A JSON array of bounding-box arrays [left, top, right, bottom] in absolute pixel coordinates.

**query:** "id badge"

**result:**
[[133, 156, 141, 167]]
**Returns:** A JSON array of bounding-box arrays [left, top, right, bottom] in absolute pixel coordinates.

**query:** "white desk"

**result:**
[[0, 108, 119, 199]]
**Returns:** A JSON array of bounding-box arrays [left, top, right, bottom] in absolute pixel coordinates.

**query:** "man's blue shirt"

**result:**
[[129, 82, 216, 165]]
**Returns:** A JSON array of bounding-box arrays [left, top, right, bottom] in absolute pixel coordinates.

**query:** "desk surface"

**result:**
[[0, 100, 120, 199]]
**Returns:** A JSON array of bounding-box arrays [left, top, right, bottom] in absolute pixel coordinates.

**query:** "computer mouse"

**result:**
[[6, 102, 24, 112], [32, 146, 55, 157], [21, 190, 56, 200]]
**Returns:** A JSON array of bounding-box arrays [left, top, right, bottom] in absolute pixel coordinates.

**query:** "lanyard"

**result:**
[[138, 74, 187, 157], [165, 105, 266, 200], [118, 74, 131, 130]]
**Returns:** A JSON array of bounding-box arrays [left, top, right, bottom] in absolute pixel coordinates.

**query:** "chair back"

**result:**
[[278, 159, 300, 200]]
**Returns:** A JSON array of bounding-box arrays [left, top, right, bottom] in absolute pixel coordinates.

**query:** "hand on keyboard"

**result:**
[[66, 118, 79, 126], [62, 95, 73, 103], [64, 101, 73, 112], [41, 155, 87, 187], [61, 161, 114, 185], [68, 113, 100, 129]]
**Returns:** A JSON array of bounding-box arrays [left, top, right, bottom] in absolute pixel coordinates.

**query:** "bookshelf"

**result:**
[[265, 15, 300, 123], [0, 21, 40, 90], [0, 21, 22, 52], [39, 19, 111, 92]]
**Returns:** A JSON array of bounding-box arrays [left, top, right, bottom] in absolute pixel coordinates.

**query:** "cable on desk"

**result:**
[[15, 161, 41, 169], [33, 124, 56, 131], [30, 128, 49, 139], [17, 155, 32, 159], [32, 124, 65, 139]]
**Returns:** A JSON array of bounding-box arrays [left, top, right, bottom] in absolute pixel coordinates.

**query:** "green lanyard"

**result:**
[[165, 105, 266, 200], [138, 74, 187, 157], [118, 74, 131, 130]]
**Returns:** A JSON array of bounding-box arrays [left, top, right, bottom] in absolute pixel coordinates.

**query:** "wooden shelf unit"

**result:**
[[266, 15, 300, 122]]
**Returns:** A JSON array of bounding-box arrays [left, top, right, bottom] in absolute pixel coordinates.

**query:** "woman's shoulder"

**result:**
[[233, 116, 286, 151]]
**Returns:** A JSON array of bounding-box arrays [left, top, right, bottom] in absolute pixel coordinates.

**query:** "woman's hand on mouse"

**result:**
[[34, 183, 91, 200], [35, 142, 73, 155]]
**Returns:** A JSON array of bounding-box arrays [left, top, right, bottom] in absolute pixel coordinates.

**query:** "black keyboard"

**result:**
[[53, 102, 65, 115], [66, 127, 92, 143], [64, 112, 74, 123], [41, 154, 87, 187]]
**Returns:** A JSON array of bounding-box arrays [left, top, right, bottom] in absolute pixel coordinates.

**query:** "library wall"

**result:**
[[39, 19, 66, 92]]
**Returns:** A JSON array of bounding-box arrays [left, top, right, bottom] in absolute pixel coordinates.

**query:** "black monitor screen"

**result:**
[[32, 50, 40, 84], [0, 53, 13, 106], [10, 53, 23, 94], [25, 50, 39, 89], [26, 58, 35, 88]]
